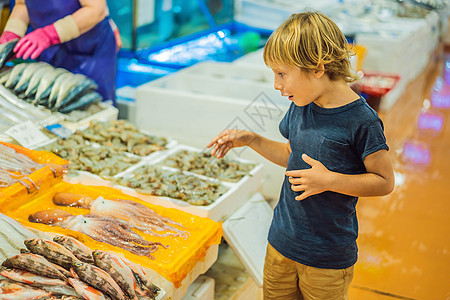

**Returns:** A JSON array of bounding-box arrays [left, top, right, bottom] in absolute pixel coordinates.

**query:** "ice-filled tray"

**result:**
[[109, 144, 263, 221]]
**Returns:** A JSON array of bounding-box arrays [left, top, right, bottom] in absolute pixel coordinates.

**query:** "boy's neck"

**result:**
[[313, 80, 360, 109]]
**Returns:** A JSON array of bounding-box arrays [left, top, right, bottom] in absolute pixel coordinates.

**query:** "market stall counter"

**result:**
[[0, 176, 222, 300]]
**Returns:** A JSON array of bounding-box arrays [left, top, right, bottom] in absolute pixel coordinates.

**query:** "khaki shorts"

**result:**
[[263, 243, 354, 300]]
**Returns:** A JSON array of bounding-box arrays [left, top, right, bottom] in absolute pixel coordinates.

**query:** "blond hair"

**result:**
[[263, 11, 358, 83]]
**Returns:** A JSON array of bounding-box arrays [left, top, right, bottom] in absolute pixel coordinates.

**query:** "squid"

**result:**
[[29, 210, 167, 259], [53, 192, 189, 238]]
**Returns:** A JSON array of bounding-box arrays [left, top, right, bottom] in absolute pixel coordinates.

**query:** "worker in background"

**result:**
[[0, 0, 118, 105]]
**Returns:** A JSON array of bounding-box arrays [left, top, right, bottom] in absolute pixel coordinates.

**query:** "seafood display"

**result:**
[[53, 192, 189, 238], [0, 143, 65, 192], [0, 236, 162, 299], [40, 120, 171, 178], [162, 149, 256, 182], [0, 62, 101, 113], [79, 120, 169, 156], [115, 164, 228, 206], [41, 133, 141, 178]]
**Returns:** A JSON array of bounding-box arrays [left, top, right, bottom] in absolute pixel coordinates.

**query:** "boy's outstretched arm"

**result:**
[[207, 129, 291, 168], [286, 149, 394, 200]]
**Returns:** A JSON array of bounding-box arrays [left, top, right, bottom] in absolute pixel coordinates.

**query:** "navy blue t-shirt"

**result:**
[[268, 97, 389, 269]]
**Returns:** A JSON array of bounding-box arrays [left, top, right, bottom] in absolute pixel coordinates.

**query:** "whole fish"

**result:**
[[56, 79, 99, 111], [24, 238, 80, 269], [18, 248, 70, 277], [13, 62, 47, 93], [0, 268, 68, 286], [53, 235, 94, 264], [72, 261, 126, 300], [53, 74, 88, 109], [68, 277, 110, 300], [2, 253, 67, 280], [58, 91, 102, 114], [0, 279, 53, 299], [119, 256, 160, 296], [33, 68, 68, 103], [4, 63, 28, 89], [0, 69, 12, 84], [92, 250, 138, 300], [0, 39, 18, 69], [48, 73, 81, 108], [23, 64, 53, 98]]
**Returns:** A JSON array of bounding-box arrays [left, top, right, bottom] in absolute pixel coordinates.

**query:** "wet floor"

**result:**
[[349, 45, 450, 300]]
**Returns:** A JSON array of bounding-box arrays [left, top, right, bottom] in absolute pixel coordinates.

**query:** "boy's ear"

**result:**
[[314, 64, 325, 78]]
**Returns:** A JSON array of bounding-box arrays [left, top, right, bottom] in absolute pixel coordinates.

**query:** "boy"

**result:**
[[207, 11, 394, 300]]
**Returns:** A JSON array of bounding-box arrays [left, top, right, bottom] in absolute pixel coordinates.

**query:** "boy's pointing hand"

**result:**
[[286, 154, 332, 201]]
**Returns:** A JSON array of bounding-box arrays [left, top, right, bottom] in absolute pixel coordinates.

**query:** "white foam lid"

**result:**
[[223, 192, 273, 287]]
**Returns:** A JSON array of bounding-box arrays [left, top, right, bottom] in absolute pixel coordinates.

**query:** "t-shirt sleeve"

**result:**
[[355, 118, 389, 160], [279, 103, 293, 139]]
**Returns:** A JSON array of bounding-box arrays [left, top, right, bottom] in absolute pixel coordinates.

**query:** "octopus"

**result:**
[[28, 209, 167, 259], [53, 192, 189, 238]]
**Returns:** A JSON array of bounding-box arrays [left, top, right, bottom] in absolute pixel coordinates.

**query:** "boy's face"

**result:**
[[270, 63, 322, 107]]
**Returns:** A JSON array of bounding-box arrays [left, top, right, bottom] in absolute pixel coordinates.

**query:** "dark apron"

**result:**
[[25, 0, 117, 104]]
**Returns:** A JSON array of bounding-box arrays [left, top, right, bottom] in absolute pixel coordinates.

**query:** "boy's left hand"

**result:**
[[286, 154, 332, 201]]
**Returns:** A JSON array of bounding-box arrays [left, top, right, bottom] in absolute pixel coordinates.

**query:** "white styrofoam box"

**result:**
[[136, 70, 289, 199], [116, 85, 137, 124], [145, 244, 219, 300], [177, 61, 273, 85], [223, 193, 273, 287], [109, 144, 263, 222], [147, 72, 284, 107], [233, 48, 265, 67], [205, 243, 263, 300], [235, 0, 338, 30], [181, 276, 215, 300], [152, 143, 263, 184], [356, 16, 435, 81], [379, 76, 408, 112]]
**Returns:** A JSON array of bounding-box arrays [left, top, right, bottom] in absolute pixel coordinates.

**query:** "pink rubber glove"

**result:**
[[14, 24, 60, 60], [0, 31, 21, 44]]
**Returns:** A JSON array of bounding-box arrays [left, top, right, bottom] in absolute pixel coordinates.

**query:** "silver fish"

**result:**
[[0, 39, 18, 69], [33, 68, 68, 103], [13, 62, 47, 93], [47, 72, 76, 107], [58, 91, 102, 114], [0, 69, 12, 84], [53, 74, 87, 109], [4, 63, 28, 89], [23, 64, 53, 98]]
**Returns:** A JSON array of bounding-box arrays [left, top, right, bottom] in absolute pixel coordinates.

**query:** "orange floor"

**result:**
[[349, 45, 450, 299]]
